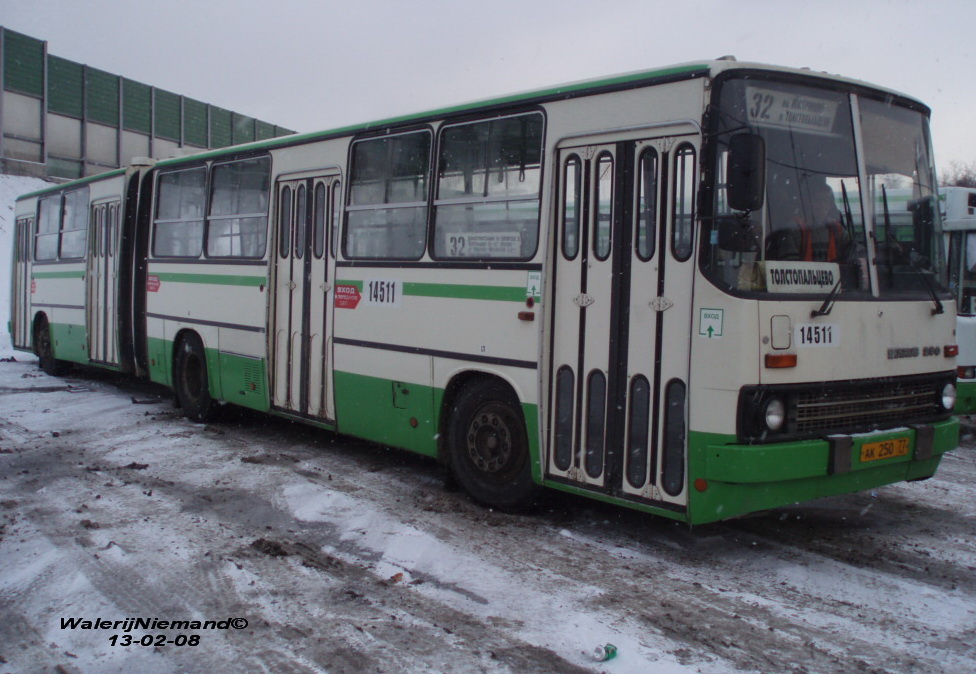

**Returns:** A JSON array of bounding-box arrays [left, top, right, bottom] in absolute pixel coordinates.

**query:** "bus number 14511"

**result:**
[[365, 280, 402, 307], [796, 323, 838, 347]]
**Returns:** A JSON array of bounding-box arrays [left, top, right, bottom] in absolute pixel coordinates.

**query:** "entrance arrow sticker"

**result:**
[[699, 308, 724, 339], [527, 271, 542, 301]]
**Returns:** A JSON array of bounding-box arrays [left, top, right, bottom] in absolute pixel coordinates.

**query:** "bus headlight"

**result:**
[[764, 397, 786, 431], [941, 382, 956, 411]]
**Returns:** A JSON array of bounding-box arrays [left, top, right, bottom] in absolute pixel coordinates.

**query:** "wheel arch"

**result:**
[[31, 311, 51, 355], [171, 327, 221, 422], [170, 328, 220, 397], [436, 369, 525, 466], [170, 328, 203, 385]]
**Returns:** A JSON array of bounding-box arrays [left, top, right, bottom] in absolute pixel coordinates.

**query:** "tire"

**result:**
[[174, 333, 219, 423], [448, 380, 538, 511], [35, 318, 69, 376]]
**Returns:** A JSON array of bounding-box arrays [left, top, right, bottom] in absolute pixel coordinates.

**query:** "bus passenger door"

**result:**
[[86, 201, 121, 366], [272, 174, 339, 421], [12, 216, 33, 350], [549, 143, 618, 490], [548, 132, 697, 512]]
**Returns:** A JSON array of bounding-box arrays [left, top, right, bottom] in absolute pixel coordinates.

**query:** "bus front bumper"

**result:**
[[688, 418, 959, 524]]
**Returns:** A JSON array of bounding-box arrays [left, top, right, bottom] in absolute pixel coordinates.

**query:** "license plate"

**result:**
[[860, 437, 910, 462]]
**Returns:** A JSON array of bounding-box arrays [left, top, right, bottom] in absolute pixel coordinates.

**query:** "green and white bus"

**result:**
[[10, 58, 959, 524], [943, 186, 976, 413]]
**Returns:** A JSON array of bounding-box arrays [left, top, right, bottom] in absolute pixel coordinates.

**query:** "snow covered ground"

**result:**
[[1, 173, 975, 673], [1, 358, 975, 674]]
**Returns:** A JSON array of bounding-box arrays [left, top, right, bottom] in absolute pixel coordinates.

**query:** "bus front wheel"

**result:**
[[448, 380, 537, 511], [174, 333, 219, 423]]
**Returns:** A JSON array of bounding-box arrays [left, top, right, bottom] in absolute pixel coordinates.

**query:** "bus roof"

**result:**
[[17, 58, 930, 193], [15, 168, 127, 201]]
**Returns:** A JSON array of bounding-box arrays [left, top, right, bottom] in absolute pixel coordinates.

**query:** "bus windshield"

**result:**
[[703, 76, 946, 300]]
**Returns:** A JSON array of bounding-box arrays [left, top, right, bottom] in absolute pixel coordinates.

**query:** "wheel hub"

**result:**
[[466, 411, 511, 473]]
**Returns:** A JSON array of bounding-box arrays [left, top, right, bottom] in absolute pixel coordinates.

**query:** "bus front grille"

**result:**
[[794, 380, 940, 433], [738, 373, 953, 442]]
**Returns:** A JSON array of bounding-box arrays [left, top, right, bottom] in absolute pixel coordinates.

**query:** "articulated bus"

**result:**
[[943, 186, 976, 413], [10, 59, 959, 525]]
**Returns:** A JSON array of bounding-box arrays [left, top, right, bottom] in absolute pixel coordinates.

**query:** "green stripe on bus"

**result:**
[[152, 272, 267, 287], [404, 282, 525, 302], [33, 270, 85, 279], [336, 280, 525, 302]]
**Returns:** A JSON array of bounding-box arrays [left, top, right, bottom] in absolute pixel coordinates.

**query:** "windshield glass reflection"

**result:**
[[703, 77, 945, 300]]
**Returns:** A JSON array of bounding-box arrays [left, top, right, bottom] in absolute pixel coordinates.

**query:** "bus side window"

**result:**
[[279, 186, 292, 258], [554, 366, 575, 471], [93, 205, 104, 258], [109, 203, 118, 257], [562, 155, 582, 259], [433, 112, 544, 260], [154, 167, 206, 258], [294, 184, 307, 259], [16, 217, 31, 262], [59, 188, 89, 259], [207, 157, 271, 259], [313, 182, 326, 259], [626, 375, 651, 488], [36, 195, 60, 261], [636, 148, 658, 260], [346, 131, 430, 260], [593, 152, 613, 261], [331, 181, 341, 259], [671, 144, 696, 261]]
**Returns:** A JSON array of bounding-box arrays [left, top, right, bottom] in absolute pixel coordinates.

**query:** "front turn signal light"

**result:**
[[765, 353, 797, 368]]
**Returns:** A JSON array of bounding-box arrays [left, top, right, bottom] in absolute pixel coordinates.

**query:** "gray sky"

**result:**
[[3, 0, 974, 172]]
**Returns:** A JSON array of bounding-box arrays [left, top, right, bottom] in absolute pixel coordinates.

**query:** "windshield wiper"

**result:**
[[913, 264, 945, 315], [811, 278, 843, 318], [880, 185, 895, 287], [839, 181, 857, 264], [811, 182, 847, 318]]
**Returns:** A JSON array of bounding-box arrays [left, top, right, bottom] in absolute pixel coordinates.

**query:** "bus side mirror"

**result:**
[[727, 134, 766, 212]]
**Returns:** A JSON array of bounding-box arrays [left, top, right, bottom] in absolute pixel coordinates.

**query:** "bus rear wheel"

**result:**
[[448, 380, 537, 511], [175, 333, 219, 423], [35, 318, 68, 376]]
